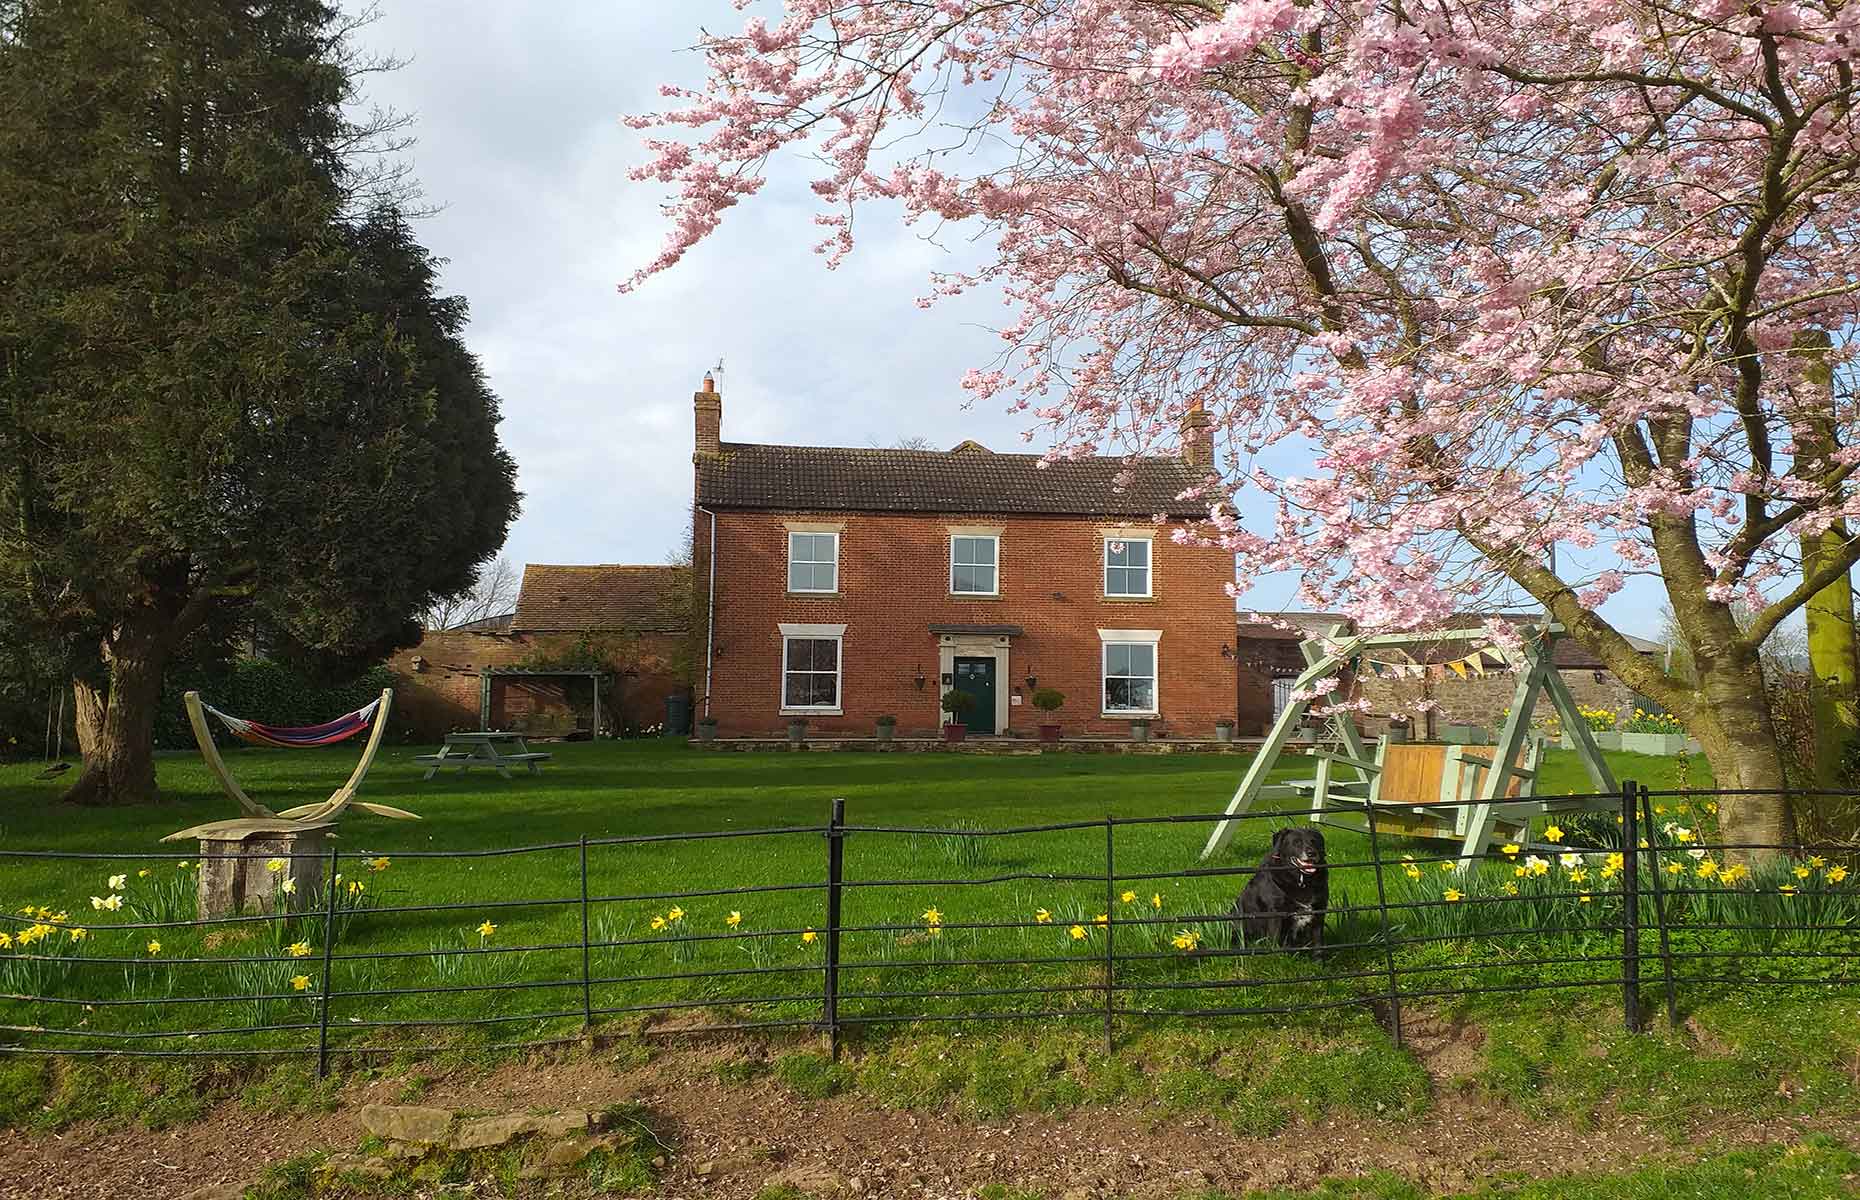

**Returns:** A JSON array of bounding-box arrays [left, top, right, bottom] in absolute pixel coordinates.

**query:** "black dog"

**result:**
[[1230, 827, 1328, 954]]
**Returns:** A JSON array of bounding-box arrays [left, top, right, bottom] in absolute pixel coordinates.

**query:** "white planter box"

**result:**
[[1620, 732, 1688, 756], [1562, 731, 1622, 750]]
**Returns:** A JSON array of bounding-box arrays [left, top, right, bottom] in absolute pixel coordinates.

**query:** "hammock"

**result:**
[[164, 689, 419, 842], [203, 698, 383, 749]]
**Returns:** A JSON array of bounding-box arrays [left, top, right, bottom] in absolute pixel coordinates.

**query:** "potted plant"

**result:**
[[1129, 717, 1152, 744], [1213, 718, 1235, 745], [940, 688, 974, 743], [1619, 708, 1686, 755], [1031, 688, 1066, 744], [875, 714, 897, 746], [786, 717, 808, 747], [696, 715, 718, 744]]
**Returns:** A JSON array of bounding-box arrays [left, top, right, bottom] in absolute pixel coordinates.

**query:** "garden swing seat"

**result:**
[[162, 689, 419, 842], [1300, 735, 1549, 859]]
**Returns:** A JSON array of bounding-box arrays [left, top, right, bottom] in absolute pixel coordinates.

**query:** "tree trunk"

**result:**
[[1802, 522, 1857, 787], [1686, 651, 1789, 862], [72, 676, 106, 759], [63, 620, 173, 806]]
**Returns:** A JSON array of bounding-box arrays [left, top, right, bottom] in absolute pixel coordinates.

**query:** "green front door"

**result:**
[[952, 657, 997, 735]]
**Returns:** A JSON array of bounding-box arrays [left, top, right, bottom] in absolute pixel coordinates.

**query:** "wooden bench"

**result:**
[[417, 732, 552, 781]]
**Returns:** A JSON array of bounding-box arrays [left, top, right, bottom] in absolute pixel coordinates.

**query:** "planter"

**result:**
[[1621, 731, 1687, 756], [786, 719, 807, 747], [1129, 719, 1152, 744], [943, 723, 967, 744], [1442, 724, 1488, 745], [1213, 722, 1235, 745], [1038, 723, 1062, 744], [1561, 730, 1623, 750], [875, 721, 896, 745], [696, 721, 718, 744]]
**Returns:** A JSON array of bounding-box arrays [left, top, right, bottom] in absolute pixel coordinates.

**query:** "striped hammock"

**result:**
[[202, 698, 383, 749]]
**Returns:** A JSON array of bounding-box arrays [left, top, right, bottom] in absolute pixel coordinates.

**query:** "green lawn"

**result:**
[[0, 741, 1851, 1061]]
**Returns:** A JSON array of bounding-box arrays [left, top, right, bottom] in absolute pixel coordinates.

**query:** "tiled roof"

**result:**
[[1234, 611, 1660, 669], [695, 441, 1209, 518], [512, 565, 688, 633]]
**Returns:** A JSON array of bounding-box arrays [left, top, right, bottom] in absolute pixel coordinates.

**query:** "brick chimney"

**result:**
[[1180, 402, 1214, 469], [694, 372, 722, 458]]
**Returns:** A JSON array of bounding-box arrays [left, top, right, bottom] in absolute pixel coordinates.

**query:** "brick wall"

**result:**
[[1232, 636, 1309, 735], [385, 629, 687, 741], [1352, 668, 1641, 737], [694, 510, 1237, 737]]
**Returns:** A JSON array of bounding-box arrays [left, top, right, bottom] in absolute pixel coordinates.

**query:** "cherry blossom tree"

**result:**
[[625, 0, 1860, 854]]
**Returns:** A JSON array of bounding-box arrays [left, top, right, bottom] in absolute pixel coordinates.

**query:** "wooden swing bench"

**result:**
[[1201, 621, 1621, 868]]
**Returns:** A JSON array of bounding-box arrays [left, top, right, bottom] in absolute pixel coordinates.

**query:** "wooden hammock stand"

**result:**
[[1199, 623, 1618, 867]]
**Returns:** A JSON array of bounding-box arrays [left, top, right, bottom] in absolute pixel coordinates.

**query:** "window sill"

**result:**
[[948, 592, 1001, 600], [1101, 595, 1156, 603], [1103, 711, 1160, 720], [786, 591, 842, 599], [781, 708, 843, 717]]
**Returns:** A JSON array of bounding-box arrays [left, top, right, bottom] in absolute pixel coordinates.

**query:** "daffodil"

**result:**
[[922, 907, 942, 926], [291, 974, 312, 991], [1034, 908, 1052, 924], [177, 861, 191, 869], [1502, 882, 1519, 896], [650, 916, 667, 931], [147, 940, 161, 955], [279, 877, 297, 895], [477, 920, 496, 938], [1696, 859, 1719, 879], [726, 911, 743, 928], [288, 941, 313, 957], [1666, 862, 1684, 876], [1501, 843, 1520, 859], [1439, 860, 1456, 873], [347, 881, 364, 896], [1171, 929, 1201, 951], [137, 869, 150, 879], [1092, 913, 1109, 925], [1559, 853, 1581, 869], [0, 932, 10, 949], [1120, 890, 1137, 904], [1443, 888, 1464, 902], [1807, 855, 1827, 869], [1578, 893, 1593, 904], [1568, 867, 1588, 884], [1779, 885, 1799, 896], [67, 927, 87, 941], [1723, 864, 1751, 885], [1151, 893, 1162, 910], [368, 857, 391, 872], [1404, 865, 1422, 881], [1524, 855, 1550, 877], [802, 928, 818, 945], [89, 894, 122, 912], [265, 858, 286, 873], [1068, 924, 1087, 940], [1794, 865, 1813, 880], [1828, 865, 1849, 884], [1675, 827, 1696, 844], [1605, 853, 1624, 874], [1543, 825, 1564, 844], [667, 906, 685, 922], [107, 873, 126, 890]]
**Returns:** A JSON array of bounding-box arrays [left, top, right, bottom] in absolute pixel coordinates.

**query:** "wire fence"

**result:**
[[2, 784, 1856, 1074]]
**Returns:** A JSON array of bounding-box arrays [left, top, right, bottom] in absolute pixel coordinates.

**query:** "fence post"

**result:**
[[1361, 802, 1403, 1047], [1639, 783, 1680, 1026], [316, 844, 339, 1079], [823, 798, 845, 1060], [579, 836, 593, 1039], [1620, 780, 1641, 1033], [1103, 816, 1116, 1058]]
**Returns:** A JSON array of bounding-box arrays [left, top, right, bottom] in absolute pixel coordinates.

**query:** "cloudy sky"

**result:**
[[348, 2, 1674, 638]]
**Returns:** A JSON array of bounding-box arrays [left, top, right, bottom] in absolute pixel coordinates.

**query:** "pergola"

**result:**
[[478, 668, 606, 739]]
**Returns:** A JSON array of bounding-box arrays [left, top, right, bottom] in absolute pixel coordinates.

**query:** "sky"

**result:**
[[344, 1, 1674, 639]]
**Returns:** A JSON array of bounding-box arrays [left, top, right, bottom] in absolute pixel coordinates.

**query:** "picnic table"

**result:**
[[414, 731, 552, 781]]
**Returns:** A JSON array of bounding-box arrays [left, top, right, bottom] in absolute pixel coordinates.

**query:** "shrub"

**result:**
[[1030, 688, 1066, 713], [940, 688, 974, 716]]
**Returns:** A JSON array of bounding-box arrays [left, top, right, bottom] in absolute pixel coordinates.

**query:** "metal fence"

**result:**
[[1, 784, 1856, 1075]]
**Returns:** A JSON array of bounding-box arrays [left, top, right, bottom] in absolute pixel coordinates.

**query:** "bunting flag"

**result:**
[[1358, 645, 1516, 680]]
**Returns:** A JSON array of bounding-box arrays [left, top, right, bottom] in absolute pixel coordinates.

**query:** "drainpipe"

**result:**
[[698, 506, 718, 718]]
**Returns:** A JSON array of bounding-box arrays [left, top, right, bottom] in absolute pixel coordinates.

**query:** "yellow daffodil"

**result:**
[[1723, 864, 1751, 885], [1666, 862, 1684, 876], [1120, 890, 1137, 904], [291, 975, 312, 991], [368, 857, 391, 871], [347, 881, 364, 896], [1807, 855, 1828, 869], [1676, 802, 1689, 814], [147, 940, 161, 955], [1606, 852, 1624, 873], [1705, 801, 1719, 814], [650, 916, 667, 931], [1578, 893, 1593, 904], [1675, 827, 1696, 844], [1068, 924, 1087, 940], [265, 858, 286, 873], [137, 869, 150, 879], [1779, 885, 1799, 896], [1442, 888, 1464, 903], [477, 920, 496, 938], [1616, 814, 1624, 825], [1794, 865, 1813, 880], [1828, 865, 1849, 884], [288, 941, 313, 957], [67, 927, 87, 941], [1151, 893, 1162, 910], [1502, 882, 1519, 896], [922, 907, 942, 925], [1501, 843, 1520, 859], [107, 873, 126, 890], [1513, 865, 1527, 878], [280, 878, 297, 895], [1439, 860, 1456, 873], [802, 928, 817, 944], [177, 861, 191, 869], [1568, 867, 1589, 884], [726, 911, 742, 928], [1092, 913, 1109, 925], [1696, 859, 1719, 879], [1543, 825, 1564, 843], [1034, 908, 1053, 924], [667, 906, 685, 922], [0, 932, 10, 949], [1171, 929, 1201, 951], [1405, 865, 1422, 881]]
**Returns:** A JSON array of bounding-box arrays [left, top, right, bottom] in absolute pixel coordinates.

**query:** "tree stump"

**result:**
[[196, 829, 330, 919]]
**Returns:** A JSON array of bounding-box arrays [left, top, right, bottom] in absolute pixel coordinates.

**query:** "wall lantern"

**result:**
[[410, 655, 425, 674], [1220, 643, 1233, 659], [913, 666, 927, 692], [941, 672, 954, 687], [1024, 674, 1038, 691]]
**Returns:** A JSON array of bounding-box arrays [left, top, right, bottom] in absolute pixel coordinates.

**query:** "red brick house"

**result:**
[[689, 378, 1236, 738]]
